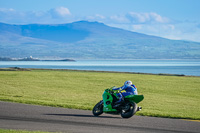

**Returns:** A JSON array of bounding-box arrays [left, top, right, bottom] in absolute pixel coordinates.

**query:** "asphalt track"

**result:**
[[0, 101, 199, 133]]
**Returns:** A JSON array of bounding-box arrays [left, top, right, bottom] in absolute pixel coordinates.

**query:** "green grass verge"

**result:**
[[0, 129, 54, 133], [0, 69, 200, 120]]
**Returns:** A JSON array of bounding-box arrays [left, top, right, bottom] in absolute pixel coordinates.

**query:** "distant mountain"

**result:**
[[0, 57, 75, 61], [0, 21, 200, 59]]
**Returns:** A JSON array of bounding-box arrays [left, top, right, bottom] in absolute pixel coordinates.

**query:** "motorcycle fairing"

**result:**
[[124, 95, 144, 104], [102, 89, 117, 112]]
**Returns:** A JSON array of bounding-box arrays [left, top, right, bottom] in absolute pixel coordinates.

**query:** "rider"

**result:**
[[112, 80, 138, 107]]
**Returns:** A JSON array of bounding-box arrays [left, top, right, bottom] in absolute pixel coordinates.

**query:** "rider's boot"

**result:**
[[113, 98, 124, 108]]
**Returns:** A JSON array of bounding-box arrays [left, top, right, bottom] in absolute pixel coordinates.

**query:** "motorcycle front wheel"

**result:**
[[92, 100, 103, 116], [121, 102, 137, 118]]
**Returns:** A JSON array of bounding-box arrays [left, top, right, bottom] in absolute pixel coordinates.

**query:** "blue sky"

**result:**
[[0, 0, 200, 42]]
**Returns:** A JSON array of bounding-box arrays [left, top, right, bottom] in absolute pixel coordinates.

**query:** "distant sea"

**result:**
[[0, 59, 200, 76]]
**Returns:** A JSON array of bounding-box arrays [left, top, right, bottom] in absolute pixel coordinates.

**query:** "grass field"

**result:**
[[0, 69, 200, 120]]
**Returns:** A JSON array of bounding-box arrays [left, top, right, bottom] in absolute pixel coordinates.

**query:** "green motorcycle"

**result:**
[[93, 87, 144, 118]]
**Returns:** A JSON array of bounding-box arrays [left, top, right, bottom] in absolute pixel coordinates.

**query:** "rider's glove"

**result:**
[[109, 88, 114, 94]]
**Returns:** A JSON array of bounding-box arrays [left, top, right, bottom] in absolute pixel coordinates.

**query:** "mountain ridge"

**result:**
[[0, 21, 200, 59]]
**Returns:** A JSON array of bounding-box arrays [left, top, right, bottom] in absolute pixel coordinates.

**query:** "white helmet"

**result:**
[[124, 80, 132, 87]]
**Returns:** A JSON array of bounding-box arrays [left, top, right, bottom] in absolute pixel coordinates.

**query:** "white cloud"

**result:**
[[105, 12, 170, 26], [0, 8, 15, 12], [0, 7, 73, 24], [49, 7, 71, 18], [106, 12, 200, 42], [110, 15, 129, 23], [149, 12, 169, 23], [0, 8, 26, 23], [0, 8, 169, 25], [95, 14, 105, 19], [127, 12, 148, 23], [85, 14, 106, 22], [126, 12, 169, 24], [56, 7, 71, 16]]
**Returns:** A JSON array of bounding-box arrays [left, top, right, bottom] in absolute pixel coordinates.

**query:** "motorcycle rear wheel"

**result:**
[[92, 100, 103, 116], [121, 102, 137, 118]]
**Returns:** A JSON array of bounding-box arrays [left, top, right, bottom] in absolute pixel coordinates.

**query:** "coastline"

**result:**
[[0, 67, 199, 77], [0, 57, 75, 62]]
